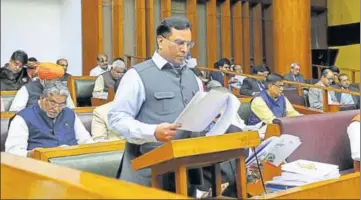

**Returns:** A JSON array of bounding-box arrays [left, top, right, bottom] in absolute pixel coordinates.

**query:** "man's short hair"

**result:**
[[321, 69, 333, 77], [214, 58, 231, 69], [156, 17, 192, 38], [206, 80, 223, 92], [11, 50, 28, 65], [43, 81, 69, 98], [252, 65, 268, 75], [265, 73, 284, 89], [329, 65, 340, 73], [56, 58, 67, 65], [113, 57, 124, 62], [290, 63, 300, 69], [112, 60, 126, 70], [338, 73, 348, 81], [28, 57, 38, 62], [96, 54, 108, 61]]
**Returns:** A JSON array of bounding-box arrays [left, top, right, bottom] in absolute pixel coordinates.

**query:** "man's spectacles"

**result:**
[[47, 99, 66, 109], [60, 64, 68, 67], [163, 37, 195, 48], [272, 84, 284, 89]]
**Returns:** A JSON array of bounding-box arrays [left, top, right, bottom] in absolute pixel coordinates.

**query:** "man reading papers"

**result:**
[[108, 17, 204, 196]]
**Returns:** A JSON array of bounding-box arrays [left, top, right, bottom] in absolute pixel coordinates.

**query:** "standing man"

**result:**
[[283, 63, 305, 86], [108, 17, 203, 196]]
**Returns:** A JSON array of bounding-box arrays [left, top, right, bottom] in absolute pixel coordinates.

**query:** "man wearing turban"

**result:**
[[9, 62, 75, 112]]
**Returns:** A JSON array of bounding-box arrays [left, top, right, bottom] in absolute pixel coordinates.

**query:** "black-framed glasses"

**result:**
[[272, 84, 284, 89], [60, 64, 68, 67], [163, 37, 195, 48]]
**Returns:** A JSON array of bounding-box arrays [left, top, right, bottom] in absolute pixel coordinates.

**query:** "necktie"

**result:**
[[293, 75, 299, 82]]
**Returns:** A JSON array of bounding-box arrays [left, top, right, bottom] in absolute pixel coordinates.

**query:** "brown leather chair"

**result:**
[[273, 110, 359, 173], [283, 88, 305, 106]]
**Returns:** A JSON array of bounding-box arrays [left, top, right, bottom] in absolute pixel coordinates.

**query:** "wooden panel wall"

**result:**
[[112, 0, 124, 59], [264, 4, 274, 72], [135, 0, 146, 63], [207, 0, 217, 67], [146, 0, 155, 57], [232, 1, 243, 66], [221, 0, 231, 59], [186, 0, 198, 58], [82, 0, 103, 75], [242, 2, 251, 74], [161, 0, 172, 19], [252, 3, 263, 65]]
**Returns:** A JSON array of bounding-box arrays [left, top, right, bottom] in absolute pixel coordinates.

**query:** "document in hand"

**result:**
[[174, 90, 240, 135]]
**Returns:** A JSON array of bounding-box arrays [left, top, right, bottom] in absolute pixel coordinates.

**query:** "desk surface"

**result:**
[[1, 152, 189, 199]]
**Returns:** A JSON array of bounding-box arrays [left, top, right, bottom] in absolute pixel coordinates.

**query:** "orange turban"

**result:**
[[35, 62, 65, 80]]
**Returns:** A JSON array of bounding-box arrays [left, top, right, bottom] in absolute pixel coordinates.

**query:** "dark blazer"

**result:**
[[210, 71, 224, 86], [284, 72, 305, 87], [332, 84, 360, 109], [0, 65, 30, 91], [240, 78, 264, 96]]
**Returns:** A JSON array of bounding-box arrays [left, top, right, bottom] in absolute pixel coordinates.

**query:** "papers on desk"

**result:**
[[174, 90, 240, 136], [265, 160, 340, 192]]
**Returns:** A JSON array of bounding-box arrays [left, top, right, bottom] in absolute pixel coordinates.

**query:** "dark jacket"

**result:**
[[240, 78, 265, 96], [332, 84, 360, 109], [284, 72, 305, 87], [0, 64, 30, 91], [210, 71, 225, 86]]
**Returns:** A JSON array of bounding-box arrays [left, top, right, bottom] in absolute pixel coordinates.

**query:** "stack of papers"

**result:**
[[266, 160, 340, 192], [246, 134, 302, 167], [246, 134, 301, 184]]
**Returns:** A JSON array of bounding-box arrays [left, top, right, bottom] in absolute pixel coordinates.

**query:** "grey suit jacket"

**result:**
[[308, 81, 338, 111], [332, 84, 360, 109]]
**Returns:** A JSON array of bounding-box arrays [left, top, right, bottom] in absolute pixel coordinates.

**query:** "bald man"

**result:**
[[9, 63, 75, 112], [89, 54, 111, 76]]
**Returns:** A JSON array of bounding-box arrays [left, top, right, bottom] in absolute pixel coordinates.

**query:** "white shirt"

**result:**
[[108, 52, 204, 145], [9, 85, 75, 112], [5, 114, 94, 157], [89, 65, 111, 76], [347, 121, 360, 161]]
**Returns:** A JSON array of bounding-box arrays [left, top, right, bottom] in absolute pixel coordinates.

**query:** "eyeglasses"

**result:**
[[47, 99, 66, 109], [163, 37, 195, 48], [272, 84, 284, 89], [60, 64, 68, 67]]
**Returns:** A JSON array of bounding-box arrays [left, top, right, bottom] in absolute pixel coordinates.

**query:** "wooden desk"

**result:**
[[252, 172, 360, 199], [30, 140, 126, 162], [1, 152, 189, 199], [91, 88, 115, 107], [132, 131, 261, 199]]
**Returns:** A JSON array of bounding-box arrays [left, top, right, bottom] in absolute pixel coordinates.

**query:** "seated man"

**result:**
[[283, 63, 305, 86], [210, 58, 231, 87], [308, 69, 338, 111], [332, 73, 360, 109], [89, 54, 111, 76], [5, 81, 94, 157], [26, 57, 39, 80], [248, 73, 301, 125], [229, 64, 246, 89], [92, 59, 126, 97], [347, 114, 360, 162], [240, 66, 269, 96], [91, 79, 124, 142], [9, 62, 75, 112], [329, 65, 340, 85], [0, 50, 30, 91], [56, 58, 72, 83]]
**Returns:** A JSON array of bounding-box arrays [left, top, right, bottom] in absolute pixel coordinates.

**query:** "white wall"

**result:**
[[1, 0, 82, 75]]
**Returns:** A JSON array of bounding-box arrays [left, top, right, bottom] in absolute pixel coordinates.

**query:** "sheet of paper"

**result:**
[[174, 90, 229, 132]]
